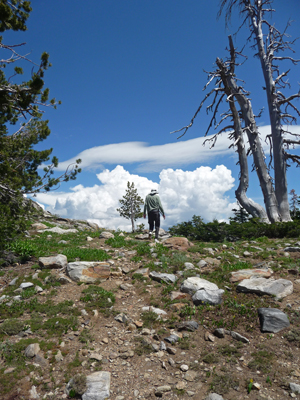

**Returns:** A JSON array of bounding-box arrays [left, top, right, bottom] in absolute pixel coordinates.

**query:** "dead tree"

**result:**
[[172, 36, 278, 222], [172, 0, 300, 222], [218, 0, 300, 220]]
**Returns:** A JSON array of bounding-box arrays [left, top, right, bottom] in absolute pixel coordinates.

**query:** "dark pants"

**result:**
[[148, 209, 160, 237]]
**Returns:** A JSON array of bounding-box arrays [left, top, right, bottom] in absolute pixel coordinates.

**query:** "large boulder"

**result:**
[[230, 267, 273, 283], [236, 277, 293, 299], [162, 237, 194, 251], [31, 222, 48, 230], [67, 262, 111, 283], [181, 277, 218, 296], [258, 308, 290, 333], [39, 254, 68, 270], [149, 271, 177, 284], [99, 231, 114, 239], [82, 371, 111, 400], [192, 288, 224, 306]]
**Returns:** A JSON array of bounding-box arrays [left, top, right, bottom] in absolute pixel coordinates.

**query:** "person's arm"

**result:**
[[143, 198, 147, 218], [158, 197, 165, 218]]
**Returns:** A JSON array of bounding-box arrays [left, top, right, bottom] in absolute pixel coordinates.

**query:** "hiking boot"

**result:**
[[148, 231, 153, 239]]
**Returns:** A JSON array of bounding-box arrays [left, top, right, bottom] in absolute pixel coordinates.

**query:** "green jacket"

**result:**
[[144, 193, 165, 216]]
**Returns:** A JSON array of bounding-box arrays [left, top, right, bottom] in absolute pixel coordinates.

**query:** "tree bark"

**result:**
[[216, 51, 281, 223], [245, 0, 292, 221]]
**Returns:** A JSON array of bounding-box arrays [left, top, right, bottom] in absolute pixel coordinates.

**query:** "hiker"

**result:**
[[143, 189, 165, 241]]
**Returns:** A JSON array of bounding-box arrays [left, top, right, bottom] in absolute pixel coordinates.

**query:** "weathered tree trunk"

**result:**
[[246, 1, 292, 221], [216, 50, 280, 223], [216, 54, 270, 222]]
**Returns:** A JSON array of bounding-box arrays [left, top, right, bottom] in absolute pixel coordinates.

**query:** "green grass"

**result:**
[[62, 247, 110, 262], [248, 350, 275, 373], [80, 285, 115, 313]]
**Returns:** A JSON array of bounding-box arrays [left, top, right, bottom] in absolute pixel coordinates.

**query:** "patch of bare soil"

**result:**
[[1, 237, 300, 400]]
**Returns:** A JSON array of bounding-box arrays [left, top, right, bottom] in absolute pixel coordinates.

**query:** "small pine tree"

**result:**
[[230, 202, 251, 224], [289, 189, 300, 220], [117, 182, 144, 232]]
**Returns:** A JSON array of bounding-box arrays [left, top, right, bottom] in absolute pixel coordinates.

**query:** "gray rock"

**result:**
[[155, 385, 172, 396], [181, 277, 219, 296], [67, 261, 111, 283], [31, 222, 48, 230], [34, 353, 49, 368], [135, 234, 149, 240], [213, 328, 226, 338], [202, 257, 221, 267], [177, 321, 199, 332], [99, 231, 114, 239], [192, 288, 224, 306], [8, 277, 18, 286], [284, 247, 300, 252], [0, 295, 7, 303], [55, 350, 64, 362], [149, 271, 177, 284], [28, 385, 39, 399], [57, 274, 72, 284], [204, 394, 224, 400], [39, 254, 68, 270], [82, 371, 111, 400], [142, 306, 167, 316], [230, 331, 249, 343], [164, 334, 180, 344], [160, 341, 166, 351], [236, 277, 293, 299], [290, 382, 300, 394], [184, 262, 195, 270], [258, 308, 290, 333], [39, 227, 78, 234], [197, 260, 207, 268], [87, 221, 99, 230], [114, 313, 129, 323], [230, 268, 273, 283], [25, 343, 40, 358], [134, 268, 149, 277], [19, 282, 34, 289]]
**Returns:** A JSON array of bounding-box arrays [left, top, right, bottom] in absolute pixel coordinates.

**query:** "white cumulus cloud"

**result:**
[[33, 165, 236, 231]]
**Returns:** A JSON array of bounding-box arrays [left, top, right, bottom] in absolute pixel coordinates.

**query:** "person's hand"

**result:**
[[144, 215, 146, 219], [163, 215, 166, 220]]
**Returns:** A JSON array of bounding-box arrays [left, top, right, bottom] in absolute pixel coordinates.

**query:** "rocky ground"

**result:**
[[1, 216, 300, 400]]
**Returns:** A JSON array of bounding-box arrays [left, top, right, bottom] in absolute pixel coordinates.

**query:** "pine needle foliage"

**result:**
[[117, 181, 144, 232], [0, 1, 81, 250]]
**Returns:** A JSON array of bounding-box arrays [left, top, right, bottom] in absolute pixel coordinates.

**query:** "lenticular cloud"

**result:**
[[34, 165, 236, 231]]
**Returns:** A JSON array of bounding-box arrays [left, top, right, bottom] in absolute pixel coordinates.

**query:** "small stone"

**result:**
[[4, 367, 15, 374], [204, 331, 215, 342], [160, 341, 166, 351], [166, 346, 176, 355], [155, 385, 172, 396], [180, 364, 189, 372], [184, 370, 198, 382], [176, 381, 186, 390], [55, 350, 64, 362], [168, 358, 175, 366]]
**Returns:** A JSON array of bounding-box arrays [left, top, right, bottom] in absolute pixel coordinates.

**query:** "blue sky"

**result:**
[[4, 0, 300, 230]]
